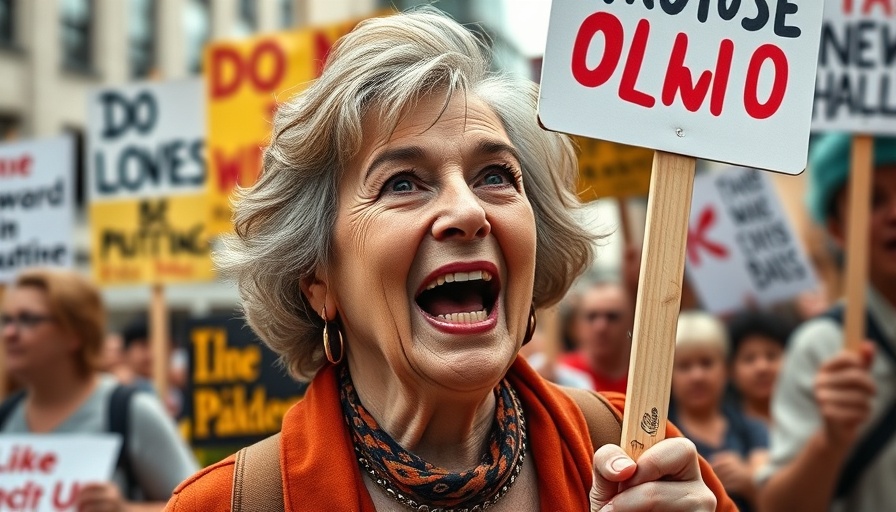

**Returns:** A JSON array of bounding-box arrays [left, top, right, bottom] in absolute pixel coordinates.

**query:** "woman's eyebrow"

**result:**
[[475, 140, 521, 165], [364, 146, 427, 184]]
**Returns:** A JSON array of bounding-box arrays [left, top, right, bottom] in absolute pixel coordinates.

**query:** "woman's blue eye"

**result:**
[[391, 179, 414, 192], [483, 173, 506, 186]]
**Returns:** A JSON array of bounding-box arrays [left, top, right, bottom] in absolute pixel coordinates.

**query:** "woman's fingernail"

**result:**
[[600, 503, 614, 512], [609, 456, 635, 473]]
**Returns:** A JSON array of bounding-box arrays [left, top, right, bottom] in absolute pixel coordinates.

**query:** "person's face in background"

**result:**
[[101, 333, 124, 373], [125, 339, 153, 379], [575, 284, 633, 366], [730, 335, 784, 406], [830, 166, 896, 286], [672, 342, 727, 413], [1, 286, 80, 381]]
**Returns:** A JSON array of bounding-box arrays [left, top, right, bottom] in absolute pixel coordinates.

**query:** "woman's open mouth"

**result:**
[[415, 263, 501, 333]]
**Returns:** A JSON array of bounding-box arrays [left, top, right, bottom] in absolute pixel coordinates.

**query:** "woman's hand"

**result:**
[[76, 482, 125, 512], [590, 438, 716, 511], [710, 451, 754, 497]]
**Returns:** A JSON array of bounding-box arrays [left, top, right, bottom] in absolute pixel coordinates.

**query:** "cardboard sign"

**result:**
[[205, 20, 359, 234], [0, 137, 75, 283], [182, 316, 306, 447], [86, 80, 213, 286], [685, 166, 818, 313], [575, 137, 653, 200], [0, 435, 121, 512], [812, 0, 896, 134], [539, 0, 825, 175]]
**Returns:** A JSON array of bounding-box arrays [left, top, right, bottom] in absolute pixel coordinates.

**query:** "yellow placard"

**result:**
[[90, 194, 214, 286], [206, 20, 361, 234], [575, 137, 654, 202]]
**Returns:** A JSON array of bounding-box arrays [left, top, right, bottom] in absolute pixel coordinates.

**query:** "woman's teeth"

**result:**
[[425, 270, 492, 290], [437, 310, 488, 323]]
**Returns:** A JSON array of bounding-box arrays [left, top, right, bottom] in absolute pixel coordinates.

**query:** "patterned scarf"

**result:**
[[338, 365, 526, 509]]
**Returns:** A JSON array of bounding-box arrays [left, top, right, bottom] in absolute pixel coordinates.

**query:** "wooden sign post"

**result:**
[[539, 0, 825, 458], [150, 284, 169, 401], [812, 1, 896, 352], [842, 136, 874, 352]]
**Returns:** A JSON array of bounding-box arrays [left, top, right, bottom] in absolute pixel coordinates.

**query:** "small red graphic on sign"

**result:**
[[687, 207, 729, 266]]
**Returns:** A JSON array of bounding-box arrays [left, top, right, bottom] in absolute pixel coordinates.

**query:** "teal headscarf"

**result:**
[[807, 134, 896, 224]]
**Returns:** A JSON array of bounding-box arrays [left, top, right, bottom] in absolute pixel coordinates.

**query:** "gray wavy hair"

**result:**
[[217, 8, 597, 380]]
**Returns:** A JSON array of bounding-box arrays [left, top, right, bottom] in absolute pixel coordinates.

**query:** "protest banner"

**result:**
[[0, 136, 75, 284], [0, 435, 120, 512], [812, 0, 896, 352], [575, 137, 653, 201], [685, 167, 818, 314], [813, 0, 896, 134], [87, 79, 210, 399], [539, 0, 824, 458], [182, 316, 306, 448], [87, 79, 212, 287], [205, 19, 359, 235]]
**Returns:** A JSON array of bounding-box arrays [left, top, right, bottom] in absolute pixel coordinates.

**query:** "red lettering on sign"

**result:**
[[571, 12, 624, 88], [663, 34, 734, 116], [619, 19, 656, 108], [210, 40, 287, 100], [862, 0, 893, 14], [209, 47, 243, 99], [52, 481, 80, 510], [687, 207, 729, 267], [213, 146, 263, 192], [569, 12, 790, 120], [314, 31, 336, 77], [744, 44, 789, 120], [248, 41, 286, 92], [0, 154, 32, 178]]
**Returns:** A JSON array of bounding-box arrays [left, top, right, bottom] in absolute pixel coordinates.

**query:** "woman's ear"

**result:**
[[300, 271, 338, 321]]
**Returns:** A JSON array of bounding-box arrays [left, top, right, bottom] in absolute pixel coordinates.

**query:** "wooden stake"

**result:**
[[150, 284, 169, 401], [843, 135, 874, 352], [621, 151, 696, 460]]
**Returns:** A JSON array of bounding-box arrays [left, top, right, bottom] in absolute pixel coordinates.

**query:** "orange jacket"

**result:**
[[167, 358, 735, 511]]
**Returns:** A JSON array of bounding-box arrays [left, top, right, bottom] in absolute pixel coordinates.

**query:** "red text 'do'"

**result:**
[[210, 40, 287, 99]]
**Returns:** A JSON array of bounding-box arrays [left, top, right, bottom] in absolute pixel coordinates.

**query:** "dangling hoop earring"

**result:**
[[322, 305, 345, 364], [522, 304, 537, 346]]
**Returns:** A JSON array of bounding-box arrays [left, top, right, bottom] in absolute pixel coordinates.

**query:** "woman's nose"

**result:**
[[431, 178, 491, 241]]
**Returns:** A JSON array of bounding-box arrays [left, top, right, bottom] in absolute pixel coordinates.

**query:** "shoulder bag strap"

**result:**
[[231, 433, 283, 512], [560, 386, 623, 449], [0, 390, 27, 429], [108, 385, 138, 499]]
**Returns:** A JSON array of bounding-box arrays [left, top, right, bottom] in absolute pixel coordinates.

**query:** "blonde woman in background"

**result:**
[[670, 311, 769, 512]]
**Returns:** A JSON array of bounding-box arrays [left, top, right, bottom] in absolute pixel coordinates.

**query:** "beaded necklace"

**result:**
[[338, 366, 527, 511]]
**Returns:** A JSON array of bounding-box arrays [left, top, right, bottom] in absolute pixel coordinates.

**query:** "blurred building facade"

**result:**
[[0, 0, 375, 325]]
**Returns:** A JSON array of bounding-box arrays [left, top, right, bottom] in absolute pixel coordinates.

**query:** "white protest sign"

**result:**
[[812, 0, 896, 134], [686, 166, 818, 313], [0, 435, 121, 512], [87, 79, 205, 202], [0, 136, 75, 283], [538, 0, 825, 174]]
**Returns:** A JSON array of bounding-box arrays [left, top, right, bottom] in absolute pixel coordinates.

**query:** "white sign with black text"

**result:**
[[0, 136, 75, 283], [87, 79, 205, 202], [812, 0, 896, 134], [685, 167, 819, 313]]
